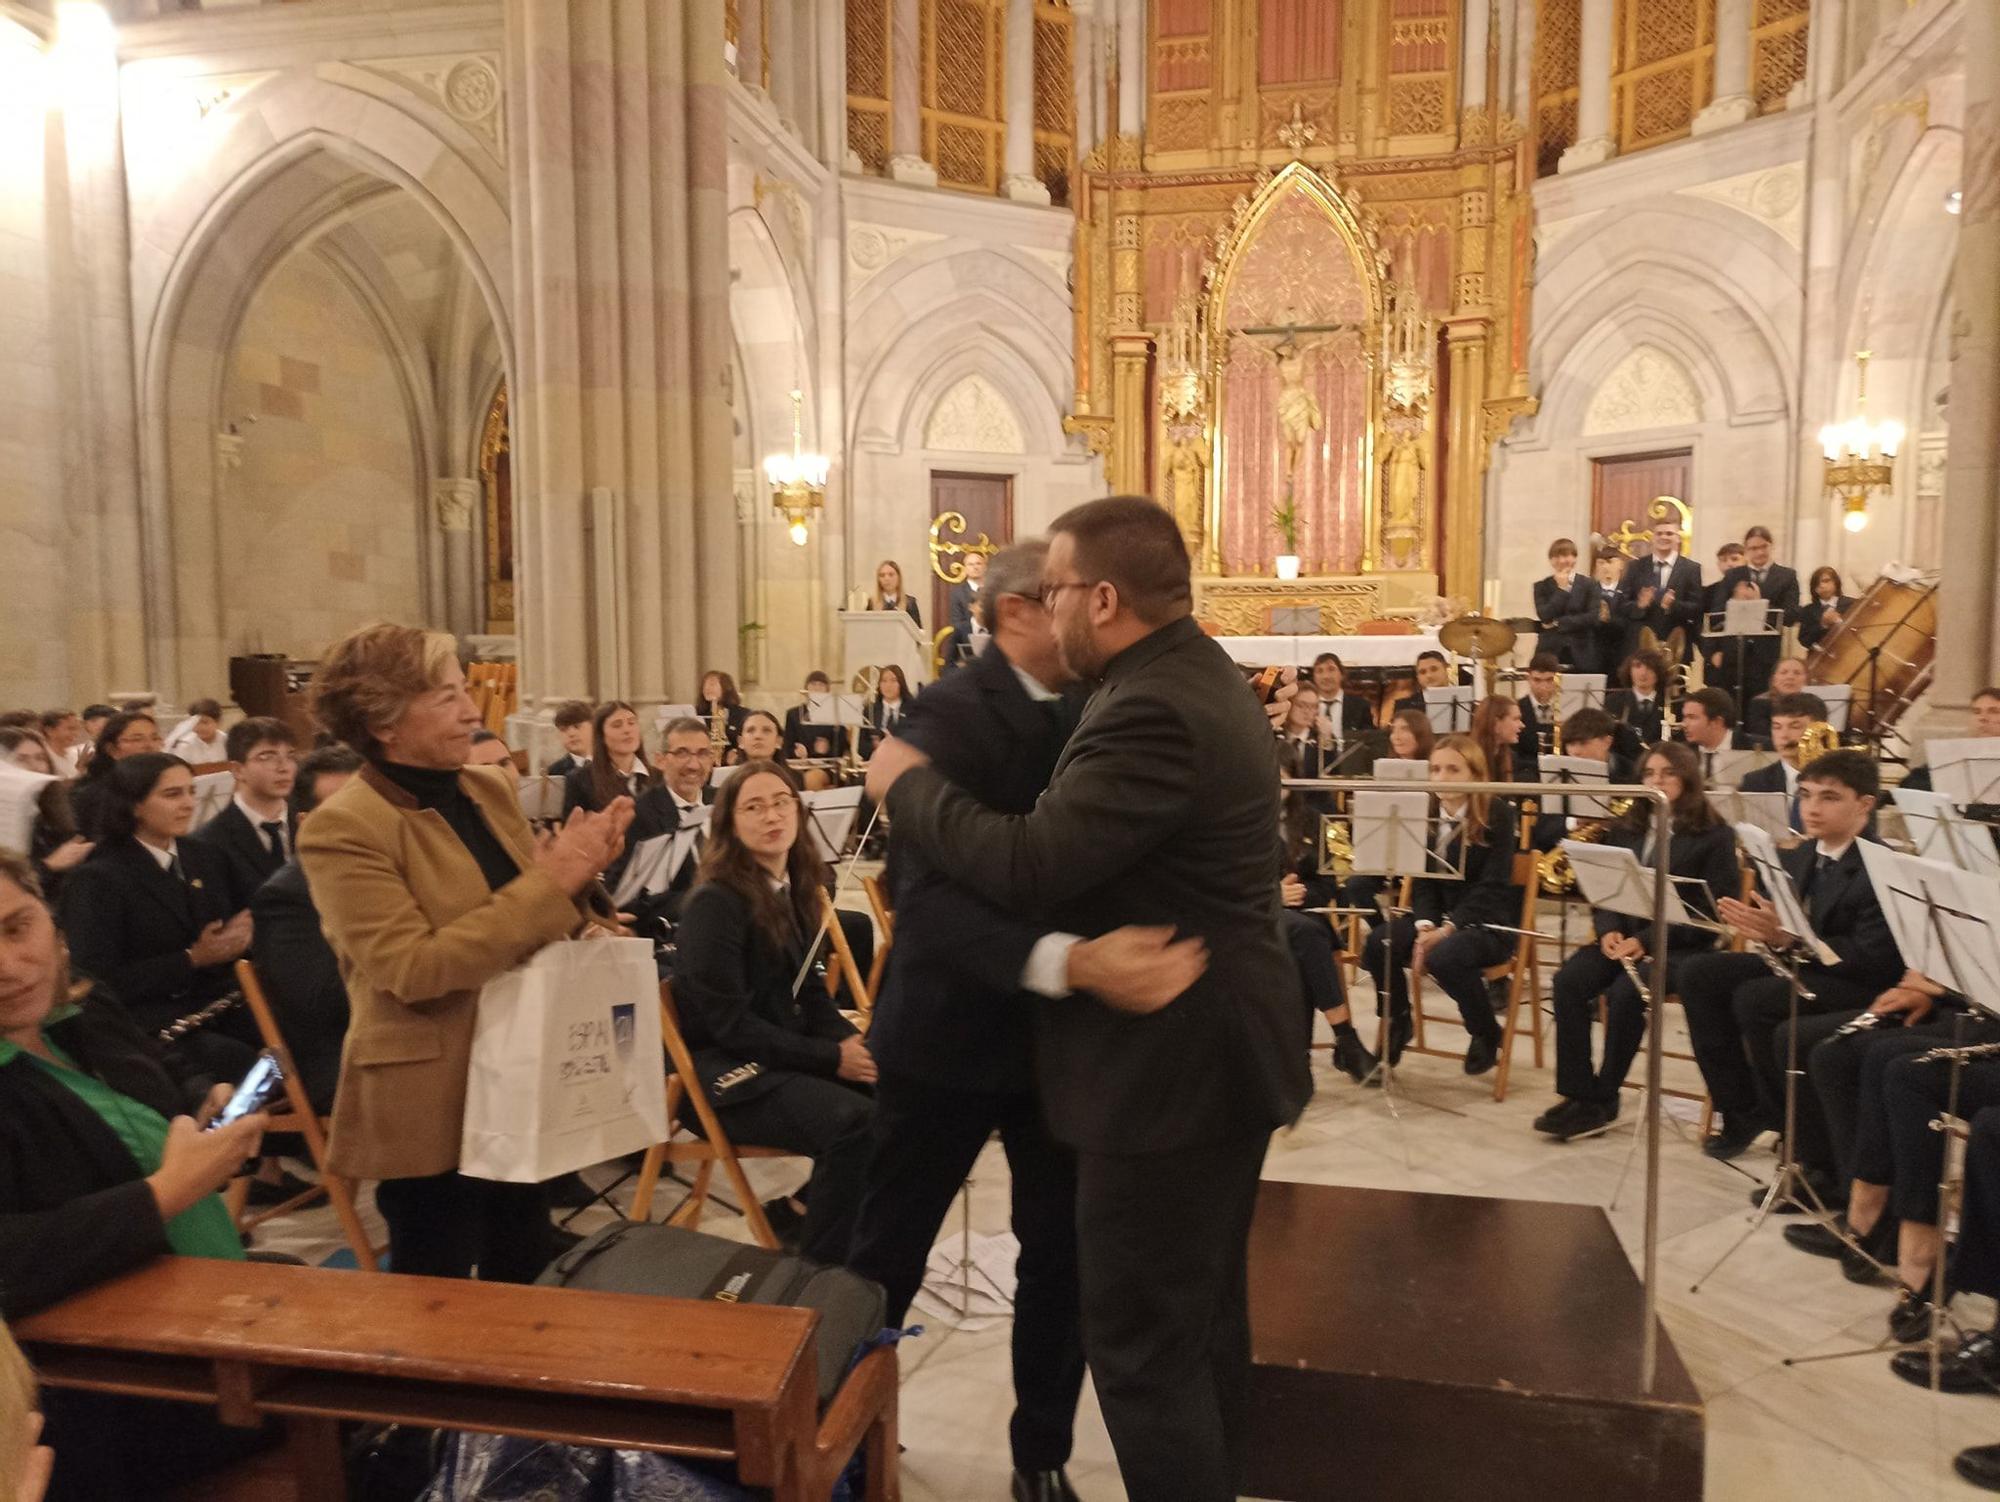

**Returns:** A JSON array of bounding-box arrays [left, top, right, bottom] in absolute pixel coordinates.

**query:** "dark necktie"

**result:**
[[168, 851, 187, 884], [1703, 751, 1716, 780], [260, 820, 286, 858], [1802, 851, 1835, 923], [1753, 568, 1766, 588]]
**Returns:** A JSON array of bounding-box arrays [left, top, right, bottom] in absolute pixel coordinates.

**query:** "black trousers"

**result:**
[[1551, 947, 1693, 1105], [374, 1170, 557, 1282], [1880, 1052, 2000, 1225], [1677, 951, 1876, 1123], [846, 1071, 1085, 1472], [714, 1071, 873, 1263], [1360, 916, 1511, 1046], [1282, 909, 1348, 1016], [1076, 1132, 1268, 1502], [1806, 1017, 1954, 1182], [1957, 1108, 2000, 1302]]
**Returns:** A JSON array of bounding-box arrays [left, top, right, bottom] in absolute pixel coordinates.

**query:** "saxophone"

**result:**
[[709, 699, 729, 753], [1537, 796, 1637, 896]]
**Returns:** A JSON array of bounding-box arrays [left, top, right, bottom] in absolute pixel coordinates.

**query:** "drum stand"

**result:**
[[1690, 945, 1892, 1292]]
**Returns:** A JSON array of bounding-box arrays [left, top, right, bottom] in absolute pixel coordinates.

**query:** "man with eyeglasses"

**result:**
[[192, 716, 299, 911], [616, 717, 719, 942], [868, 496, 1308, 1502]]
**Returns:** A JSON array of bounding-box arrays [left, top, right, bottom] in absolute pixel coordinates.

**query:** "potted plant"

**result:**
[[1271, 493, 1302, 580]]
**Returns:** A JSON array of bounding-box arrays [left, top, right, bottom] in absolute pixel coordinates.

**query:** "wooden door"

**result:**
[[1590, 449, 1693, 552], [928, 471, 1013, 651]]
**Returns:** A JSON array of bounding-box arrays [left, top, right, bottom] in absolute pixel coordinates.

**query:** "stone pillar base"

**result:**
[[1004, 173, 1053, 204], [1692, 94, 1756, 134], [888, 154, 938, 186], [1558, 134, 1617, 173]]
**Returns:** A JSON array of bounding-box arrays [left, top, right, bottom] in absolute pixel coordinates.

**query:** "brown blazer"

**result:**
[[298, 762, 591, 1181]]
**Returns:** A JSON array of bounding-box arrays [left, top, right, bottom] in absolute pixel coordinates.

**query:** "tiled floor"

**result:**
[[262, 1005, 2000, 1501]]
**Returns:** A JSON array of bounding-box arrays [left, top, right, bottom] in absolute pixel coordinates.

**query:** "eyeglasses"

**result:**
[[1041, 579, 1099, 613], [738, 793, 797, 820], [662, 747, 715, 761], [246, 750, 297, 767]]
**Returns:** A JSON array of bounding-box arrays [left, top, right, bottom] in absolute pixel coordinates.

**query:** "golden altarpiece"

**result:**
[[1062, 0, 1540, 635]]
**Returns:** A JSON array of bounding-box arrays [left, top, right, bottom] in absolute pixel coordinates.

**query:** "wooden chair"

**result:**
[[630, 985, 788, 1247], [232, 960, 383, 1269], [861, 874, 895, 998], [821, 889, 873, 1016], [1632, 861, 1752, 1137], [1402, 852, 1547, 1102]]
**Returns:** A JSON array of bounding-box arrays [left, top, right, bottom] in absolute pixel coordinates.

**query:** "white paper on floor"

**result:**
[[911, 1230, 1019, 1331]]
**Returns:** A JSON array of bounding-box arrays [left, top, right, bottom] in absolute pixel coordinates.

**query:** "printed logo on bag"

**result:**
[[561, 1017, 613, 1087], [612, 1002, 636, 1065], [714, 1273, 753, 1304]]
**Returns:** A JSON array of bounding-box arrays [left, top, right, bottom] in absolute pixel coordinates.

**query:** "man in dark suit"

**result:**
[[868, 496, 1309, 1502], [618, 717, 719, 940], [1391, 649, 1454, 717], [1517, 653, 1565, 759], [1307, 652, 1375, 747], [1614, 519, 1704, 662], [851, 541, 1195, 1502], [191, 716, 298, 912], [1677, 688, 1770, 784], [1720, 527, 1802, 702], [1677, 750, 1904, 1159], [248, 745, 362, 1114], [543, 699, 594, 778], [945, 550, 987, 669], [1739, 691, 1827, 833]]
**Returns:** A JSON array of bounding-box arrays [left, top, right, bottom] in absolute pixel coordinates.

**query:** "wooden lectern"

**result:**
[[839, 609, 932, 686]]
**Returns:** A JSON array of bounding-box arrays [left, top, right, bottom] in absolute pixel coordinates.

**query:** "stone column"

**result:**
[[1493, 0, 1516, 119], [1116, 0, 1144, 139], [1694, 0, 1755, 134], [887, 0, 936, 184], [1511, 0, 1536, 135], [1071, 0, 1101, 157], [504, 0, 738, 710], [1003, 0, 1050, 202], [431, 479, 481, 639], [1461, 0, 1491, 126], [1559, 0, 1616, 172], [1809, 0, 1847, 102], [1931, 0, 2000, 719], [737, 0, 764, 92], [767, 0, 800, 132]]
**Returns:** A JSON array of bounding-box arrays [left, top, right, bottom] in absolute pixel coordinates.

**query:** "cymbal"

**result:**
[[1439, 614, 1518, 659]]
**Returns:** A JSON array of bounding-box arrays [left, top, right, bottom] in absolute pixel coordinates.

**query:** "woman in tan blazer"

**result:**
[[299, 624, 633, 1282]]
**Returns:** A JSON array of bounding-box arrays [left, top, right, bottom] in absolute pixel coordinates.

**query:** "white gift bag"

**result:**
[[460, 936, 669, 1183]]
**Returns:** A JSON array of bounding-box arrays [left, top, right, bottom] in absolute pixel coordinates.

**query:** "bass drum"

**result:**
[[1806, 576, 1937, 737]]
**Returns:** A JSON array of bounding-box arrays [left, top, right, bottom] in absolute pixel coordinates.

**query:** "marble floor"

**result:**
[[262, 1005, 2000, 1501]]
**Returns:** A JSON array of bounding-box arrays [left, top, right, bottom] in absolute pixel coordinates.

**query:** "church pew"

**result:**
[[16, 1255, 899, 1502]]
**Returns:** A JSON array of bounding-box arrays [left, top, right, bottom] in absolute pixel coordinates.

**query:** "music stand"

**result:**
[[516, 774, 564, 824], [1705, 601, 1782, 708], [652, 703, 698, 732], [1815, 683, 1854, 734], [1537, 756, 1616, 819], [610, 812, 709, 910], [1704, 789, 1793, 843], [1370, 758, 1429, 783], [1891, 789, 2000, 880], [1706, 748, 1772, 788], [1930, 737, 2000, 808], [1423, 686, 1476, 736], [801, 786, 864, 862], [1557, 673, 1610, 722]]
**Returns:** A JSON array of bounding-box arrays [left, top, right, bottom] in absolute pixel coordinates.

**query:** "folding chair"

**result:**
[[1633, 861, 1751, 1137], [821, 889, 873, 1017], [232, 960, 383, 1269], [861, 874, 895, 998], [630, 985, 789, 1248], [1404, 852, 1547, 1102]]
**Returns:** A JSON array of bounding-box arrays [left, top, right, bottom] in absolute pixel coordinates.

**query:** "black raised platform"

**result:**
[[1246, 1181, 1704, 1501]]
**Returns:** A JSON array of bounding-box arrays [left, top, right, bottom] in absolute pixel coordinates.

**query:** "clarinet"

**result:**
[[157, 992, 243, 1044], [1915, 1040, 2000, 1066]]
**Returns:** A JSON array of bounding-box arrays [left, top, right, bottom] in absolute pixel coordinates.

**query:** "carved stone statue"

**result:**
[[1381, 427, 1428, 566], [1163, 430, 1207, 559], [1274, 337, 1322, 489]]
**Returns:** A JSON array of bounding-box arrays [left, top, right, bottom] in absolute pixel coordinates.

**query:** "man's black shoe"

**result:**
[[1331, 1030, 1378, 1084], [1533, 1099, 1586, 1135], [1841, 1215, 1897, 1285], [1782, 1219, 1849, 1259], [1013, 1468, 1081, 1502], [1386, 1014, 1414, 1065], [1463, 1035, 1499, 1076], [1891, 1283, 1946, 1344], [1891, 1332, 2000, 1395], [1702, 1116, 1769, 1161], [1556, 1099, 1619, 1141], [1956, 1443, 2000, 1493]]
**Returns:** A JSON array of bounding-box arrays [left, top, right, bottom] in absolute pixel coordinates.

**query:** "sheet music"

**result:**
[[708, 765, 735, 790], [1350, 791, 1452, 877], [1814, 683, 1853, 733], [652, 703, 698, 731], [801, 786, 864, 862], [1722, 599, 1781, 636], [1858, 843, 2000, 1012], [1560, 841, 1708, 928], [1706, 789, 1793, 843], [1422, 686, 1476, 737], [1370, 758, 1429, 782], [1734, 822, 1838, 967], [1928, 737, 2000, 806], [1890, 788, 2000, 878], [517, 774, 564, 823], [610, 806, 711, 908], [1556, 673, 1609, 722], [806, 692, 872, 729], [1705, 748, 1772, 788], [189, 771, 234, 830], [1538, 755, 1615, 818], [0, 764, 53, 855]]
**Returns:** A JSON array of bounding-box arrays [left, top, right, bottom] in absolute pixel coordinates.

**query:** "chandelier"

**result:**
[[1818, 351, 1902, 534], [764, 388, 828, 546]]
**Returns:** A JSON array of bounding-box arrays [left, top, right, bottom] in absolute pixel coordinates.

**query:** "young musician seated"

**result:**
[[0, 729, 90, 896], [1342, 711, 1436, 922], [162, 698, 229, 765], [1529, 707, 1628, 852], [1677, 688, 1769, 783], [728, 709, 786, 768], [1798, 566, 1855, 653], [1277, 684, 1338, 779], [1277, 754, 1375, 1084], [859, 665, 915, 757], [1517, 653, 1564, 759], [620, 717, 718, 941], [466, 729, 521, 788], [693, 670, 748, 747], [1677, 749, 1905, 1160], [1900, 685, 2000, 795], [39, 709, 85, 777], [1738, 692, 1828, 829], [1392, 650, 1453, 717], [1308, 653, 1375, 743], [1605, 648, 1672, 761], [671, 761, 875, 1261], [561, 700, 655, 817], [1357, 735, 1521, 1074], [1536, 743, 1736, 1142], [0, 851, 283, 1501], [1472, 694, 1534, 788], [66, 711, 164, 844], [783, 671, 839, 762], [1533, 538, 1601, 673], [544, 699, 594, 778], [1742, 656, 1812, 741], [190, 716, 298, 911], [246, 746, 361, 1116], [55, 753, 257, 1084]]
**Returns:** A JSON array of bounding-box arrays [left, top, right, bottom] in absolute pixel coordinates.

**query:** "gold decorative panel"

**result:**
[[1752, 0, 1810, 114], [922, 0, 1003, 194], [933, 0, 993, 115], [1534, 0, 1582, 178], [847, 0, 890, 172], [1151, 94, 1211, 151], [1032, 4, 1073, 205], [1612, 0, 1712, 152], [1193, 577, 1387, 637], [1390, 77, 1449, 136], [849, 108, 889, 172]]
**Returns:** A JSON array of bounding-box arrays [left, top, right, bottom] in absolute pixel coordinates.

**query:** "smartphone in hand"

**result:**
[[206, 1050, 285, 1131]]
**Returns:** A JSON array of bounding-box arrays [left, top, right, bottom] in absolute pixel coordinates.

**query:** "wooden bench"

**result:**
[[16, 1257, 898, 1502]]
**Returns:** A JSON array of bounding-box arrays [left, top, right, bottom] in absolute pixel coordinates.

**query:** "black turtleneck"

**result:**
[[376, 760, 520, 893]]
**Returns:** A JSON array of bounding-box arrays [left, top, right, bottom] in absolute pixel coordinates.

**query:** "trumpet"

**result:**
[[1551, 671, 1565, 758], [1317, 811, 1355, 881]]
